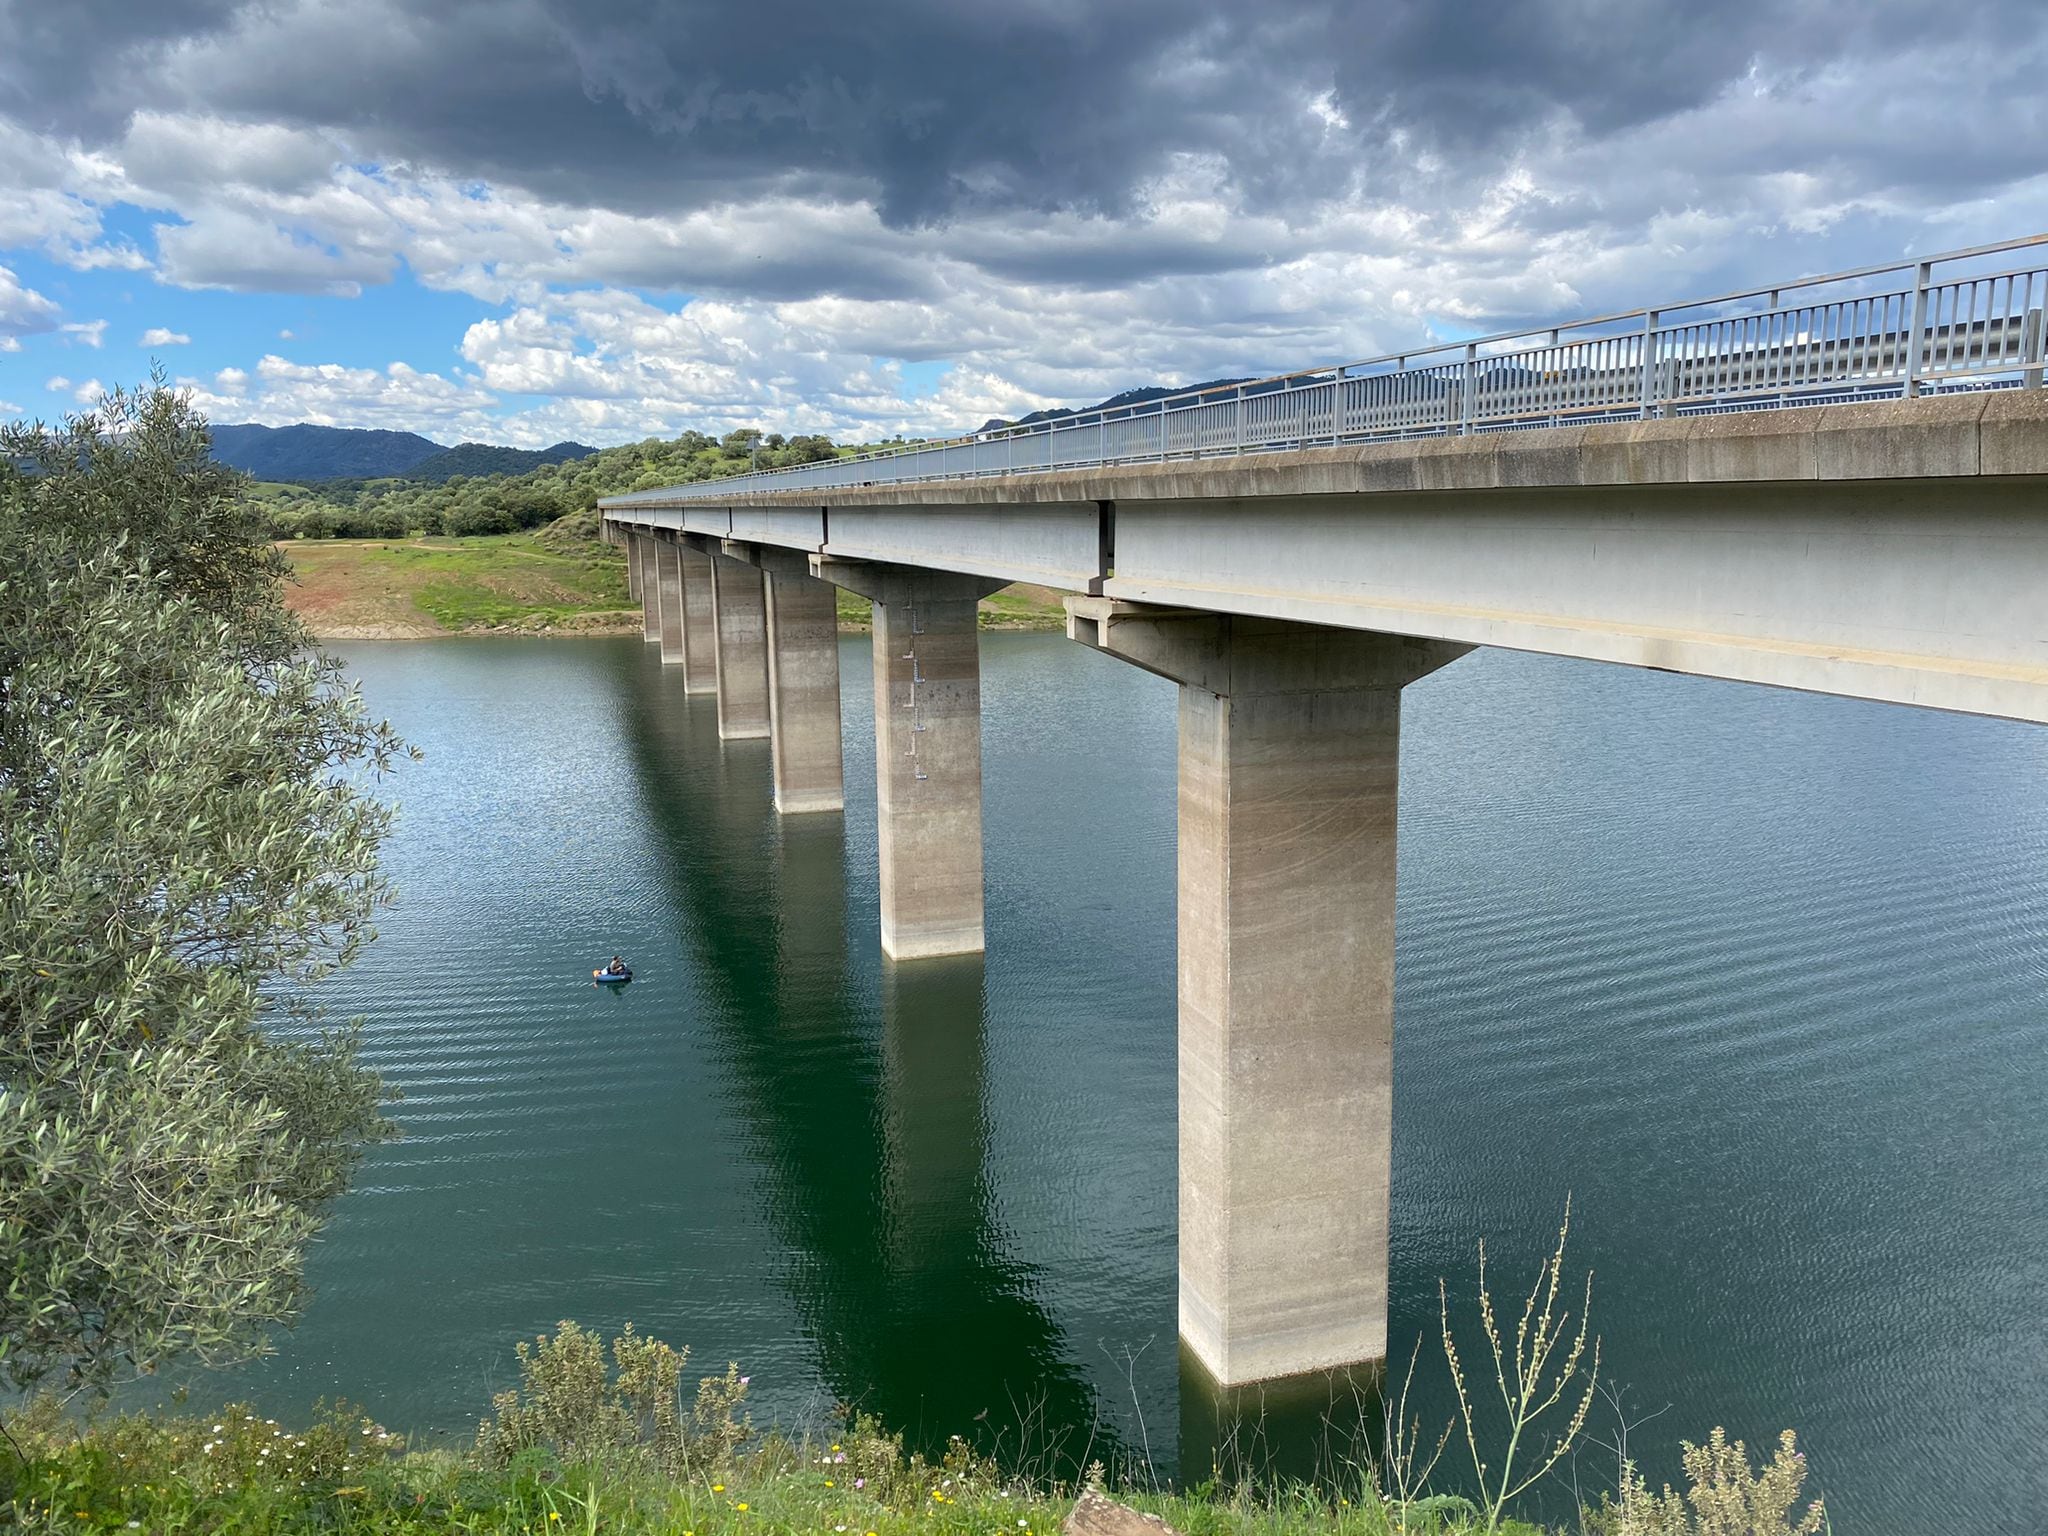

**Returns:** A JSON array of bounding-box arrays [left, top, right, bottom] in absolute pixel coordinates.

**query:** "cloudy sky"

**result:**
[[0, 0, 2043, 447]]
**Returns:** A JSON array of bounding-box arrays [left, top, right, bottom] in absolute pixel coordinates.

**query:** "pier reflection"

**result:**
[[620, 652, 1113, 1470], [1178, 1344, 1385, 1490]]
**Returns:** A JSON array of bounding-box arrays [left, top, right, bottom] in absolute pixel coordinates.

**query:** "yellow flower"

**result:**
[[714, 1485, 725, 1493], [549, 1515, 561, 1523], [737, 1503, 751, 1513], [826, 1480, 835, 1488]]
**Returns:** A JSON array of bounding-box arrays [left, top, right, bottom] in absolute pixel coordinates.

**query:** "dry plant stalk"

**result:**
[[1439, 1197, 1601, 1533]]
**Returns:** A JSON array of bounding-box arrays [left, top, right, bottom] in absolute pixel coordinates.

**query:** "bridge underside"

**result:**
[[602, 393, 2048, 1387]]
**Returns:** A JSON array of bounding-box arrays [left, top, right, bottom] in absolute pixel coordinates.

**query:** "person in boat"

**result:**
[[606, 955, 626, 976]]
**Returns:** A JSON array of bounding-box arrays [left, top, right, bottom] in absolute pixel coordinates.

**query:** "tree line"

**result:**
[[260, 429, 903, 541]]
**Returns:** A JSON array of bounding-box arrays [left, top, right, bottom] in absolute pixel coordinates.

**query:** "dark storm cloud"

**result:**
[[7, 0, 2040, 234]]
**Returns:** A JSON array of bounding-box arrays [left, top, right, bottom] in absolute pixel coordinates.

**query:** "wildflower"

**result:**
[[833, 1444, 842, 1452], [854, 1479, 866, 1490], [740, 1376, 751, 1385], [550, 1514, 561, 1523], [737, 1503, 751, 1512], [827, 1480, 836, 1487], [1019, 1522, 1029, 1528], [714, 1485, 725, 1493]]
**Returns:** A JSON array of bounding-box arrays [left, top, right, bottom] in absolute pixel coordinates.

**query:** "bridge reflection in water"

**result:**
[[616, 641, 1391, 1483], [619, 657, 1118, 1470]]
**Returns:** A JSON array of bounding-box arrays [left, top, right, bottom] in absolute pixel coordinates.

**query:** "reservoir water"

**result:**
[[176, 633, 2048, 1532]]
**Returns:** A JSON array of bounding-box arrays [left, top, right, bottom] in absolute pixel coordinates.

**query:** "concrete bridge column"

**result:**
[[638, 533, 661, 644], [654, 533, 686, 666], [734, 544, 845, 814], [624, 526, 642, 602], [678, 543, 719, 695], [1068, 597, 1467, 1386], [708, 547, 771, 740], [818, 560, 1001, 960]]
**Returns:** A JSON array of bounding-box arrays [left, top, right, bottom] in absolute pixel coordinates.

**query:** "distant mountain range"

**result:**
[[978, 377, 1257, 434], [207, 422, 597, 483]]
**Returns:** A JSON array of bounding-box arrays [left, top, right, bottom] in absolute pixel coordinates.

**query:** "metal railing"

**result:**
[[604, 233, 2048, 507]]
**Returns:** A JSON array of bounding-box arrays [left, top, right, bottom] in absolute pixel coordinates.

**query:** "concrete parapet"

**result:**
[[1070, 596, 1466, 1386], [610, 395, 2033, 512]]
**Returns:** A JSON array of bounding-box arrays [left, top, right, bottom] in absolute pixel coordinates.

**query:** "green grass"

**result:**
[[0, 1399, 1541, 1536], [284, 534, 631, 634]]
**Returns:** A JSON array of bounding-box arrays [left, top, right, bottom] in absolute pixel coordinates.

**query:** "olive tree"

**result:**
[[0, 385, 406, 1394]]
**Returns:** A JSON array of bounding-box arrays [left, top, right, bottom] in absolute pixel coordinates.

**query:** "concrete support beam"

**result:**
[[638, 532, 661, 644], [654, 534, 686, 666], [737, 543, 845, 814], [709, 551, 771, 740], [818, 559, 1002, 960], [678, 543, 718, 694], [626, 528, 643, 601], [1068, 596, 1467, 1386]]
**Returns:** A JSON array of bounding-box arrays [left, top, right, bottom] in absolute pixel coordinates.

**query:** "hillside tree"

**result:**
[[0, 384, 406, 1394]]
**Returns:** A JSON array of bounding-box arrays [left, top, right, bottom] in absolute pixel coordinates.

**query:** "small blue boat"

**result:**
[[592, 966, 632, 985]]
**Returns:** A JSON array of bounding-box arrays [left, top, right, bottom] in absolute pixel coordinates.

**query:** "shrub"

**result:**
[[474, 1320, 752, 1479]]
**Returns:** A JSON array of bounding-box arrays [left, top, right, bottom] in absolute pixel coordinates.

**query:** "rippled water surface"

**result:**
[[177, 633, 2048, 1532]]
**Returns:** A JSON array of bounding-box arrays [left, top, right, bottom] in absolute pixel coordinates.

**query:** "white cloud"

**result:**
[[182, 353, 497, 436], [61, 319, 107, 347], [0, 399, 21, 416], [44, 375, 69, 391], [2, 11, 2043, 447], [140, 326, 192, 346], [0, 262, 60, 344], [72, 378, 104, 403]]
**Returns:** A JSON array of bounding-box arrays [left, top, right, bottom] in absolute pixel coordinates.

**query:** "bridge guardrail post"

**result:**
[[1638, 309, 1659, 419], [1902, 260, 1932, 398], [1460, 343, 1477, 434], [2024, 306, 2044, 389]]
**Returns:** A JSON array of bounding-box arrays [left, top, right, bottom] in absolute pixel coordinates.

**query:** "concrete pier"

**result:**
[[822, 561, 998, 960], [709, 550, 771, 740], [1069, 599, 1466, 1386], [639, 533, 660, 644], [753, 548, 845, 814], [654, 534, 686, 665], [679, 543, 718, 695], [626, 528, 643, 602]]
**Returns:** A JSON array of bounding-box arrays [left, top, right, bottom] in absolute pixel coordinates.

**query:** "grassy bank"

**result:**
[[0, 1306, 1821, 1536], [0, 1397, 1540, 1536], [283, 535, 633, 638], [281, 536, 1069, 639]]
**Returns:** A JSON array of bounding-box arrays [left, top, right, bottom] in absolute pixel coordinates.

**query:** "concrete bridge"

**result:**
[[600, 237, 2048, 1391]]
